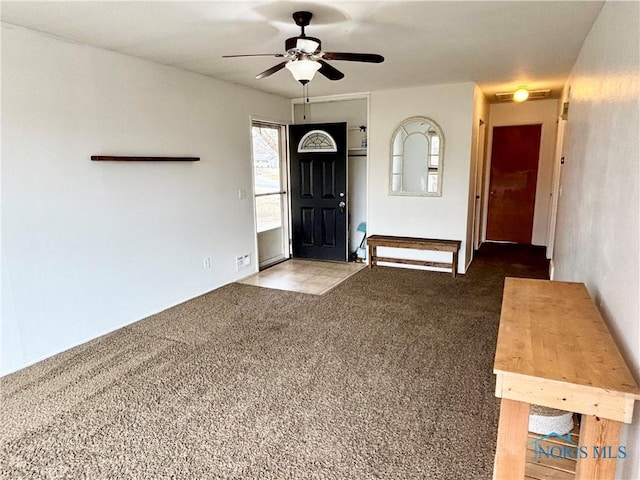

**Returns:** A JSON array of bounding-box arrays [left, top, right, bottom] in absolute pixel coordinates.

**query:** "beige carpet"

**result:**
[[1, 244, 548, 479]]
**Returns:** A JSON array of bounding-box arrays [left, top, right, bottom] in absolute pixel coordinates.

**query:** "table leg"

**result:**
[[575, 415, 622, 480], [493, 398, 530, 480]]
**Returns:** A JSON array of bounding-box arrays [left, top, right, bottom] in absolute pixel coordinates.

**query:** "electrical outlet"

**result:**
[[203, 256, 211, 269], [236, 253, 250, 271]]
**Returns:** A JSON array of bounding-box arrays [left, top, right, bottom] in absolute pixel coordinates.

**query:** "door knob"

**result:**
[[490, 190, 496, 196], [339, 201, 346, 214]]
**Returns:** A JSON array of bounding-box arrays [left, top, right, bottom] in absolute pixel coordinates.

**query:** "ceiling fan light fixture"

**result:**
[[286, 57, 321, 84], [513, 88, 529, 102]]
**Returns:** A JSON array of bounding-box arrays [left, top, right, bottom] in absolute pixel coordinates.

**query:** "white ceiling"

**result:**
[[1, 1, 604, 100]]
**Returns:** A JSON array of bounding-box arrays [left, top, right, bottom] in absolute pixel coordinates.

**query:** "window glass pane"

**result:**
[[393, 130, 406, 155], [392, 174, 402, 191], [402, 133, 428, 192], [392, 155, 403, 174], [430, 135, 440, 155], [252, 126, 281, 194], [403, 123, 424, 135], [256, 194, 282, 232], [428, 172, 439, 193]]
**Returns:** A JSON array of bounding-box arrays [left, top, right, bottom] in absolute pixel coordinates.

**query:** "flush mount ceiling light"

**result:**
[[285, 55, 321, 84], [513, 88, 530, 102], [495, 89, 551, 102]]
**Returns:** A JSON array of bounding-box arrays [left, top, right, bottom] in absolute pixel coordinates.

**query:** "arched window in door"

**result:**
[[297, 130, 338, 153]]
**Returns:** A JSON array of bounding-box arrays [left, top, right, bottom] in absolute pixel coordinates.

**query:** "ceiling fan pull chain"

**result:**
[[303, 83, 309, 120]]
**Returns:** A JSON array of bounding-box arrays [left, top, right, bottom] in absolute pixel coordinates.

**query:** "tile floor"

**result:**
[[238, 259, 366, 295]]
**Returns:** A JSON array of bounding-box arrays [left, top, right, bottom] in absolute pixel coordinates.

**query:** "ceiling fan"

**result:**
[[223, 11, 384, 84]]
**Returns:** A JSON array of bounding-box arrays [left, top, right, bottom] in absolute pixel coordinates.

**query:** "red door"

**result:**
[[486, 124, 541, 243]]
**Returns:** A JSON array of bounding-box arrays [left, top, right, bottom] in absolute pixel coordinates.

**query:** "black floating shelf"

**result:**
[[91, 156, 200, 162]]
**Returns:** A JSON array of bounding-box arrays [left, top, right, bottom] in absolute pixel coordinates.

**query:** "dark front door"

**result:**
[[486, 124, 542, 244], [289, 122, 348, 261]]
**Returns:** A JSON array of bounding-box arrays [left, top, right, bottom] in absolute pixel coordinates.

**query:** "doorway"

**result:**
[[251, 120, 288, 269], [486, 124, 542, 244], [292, 97, 368, 263], [289, 122, 348, 262]]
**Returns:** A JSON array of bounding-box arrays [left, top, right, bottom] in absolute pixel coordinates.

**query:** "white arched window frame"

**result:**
[[297, 130, 338, 153], [389, 116, 445, 196]]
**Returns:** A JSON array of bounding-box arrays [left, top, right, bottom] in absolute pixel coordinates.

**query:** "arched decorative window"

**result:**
[[389, 116, 444, 196], [297, 130, 338, 153]]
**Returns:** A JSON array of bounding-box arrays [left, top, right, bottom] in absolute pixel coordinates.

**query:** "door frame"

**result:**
[[250, 116, 291, 269], [472, 119, 487, 251], [290, 92, 370, 261], [546, 117, 567, 268], [481, 120, 546, 245]]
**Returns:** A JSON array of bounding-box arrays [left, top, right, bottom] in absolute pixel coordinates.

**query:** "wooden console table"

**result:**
[[367, 235, 461, 278], [493, 278, 640, 479]]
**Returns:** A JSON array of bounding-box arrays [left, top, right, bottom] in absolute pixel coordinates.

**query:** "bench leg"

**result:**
[[368, 244, 376, 269], [452, 250, 458, 278]]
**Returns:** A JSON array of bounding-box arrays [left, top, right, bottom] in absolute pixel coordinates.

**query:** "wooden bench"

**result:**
[[367, 235, 461, 278], [493, 278, 640, 480]]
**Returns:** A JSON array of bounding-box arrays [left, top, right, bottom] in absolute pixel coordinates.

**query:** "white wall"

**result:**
[[1, 25, 290, 375], [368, 83, 475, 273], [487, 99, 558, 246], [552, 3, 639, 478]]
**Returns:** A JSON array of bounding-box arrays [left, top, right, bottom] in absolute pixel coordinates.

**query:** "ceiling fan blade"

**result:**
[[317, 60, 345, 81], [255, 61, 289, 80], [322, 52, 384, 63], [223, 53, 285, 58]]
